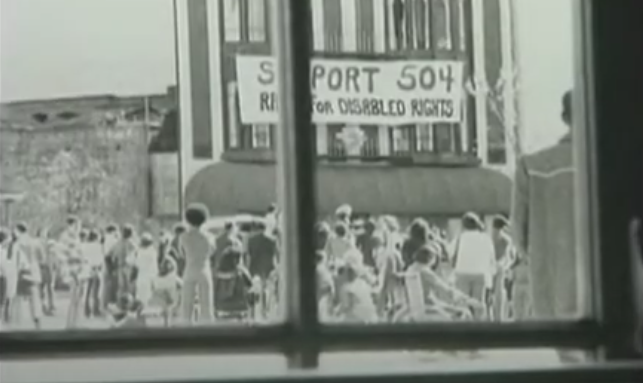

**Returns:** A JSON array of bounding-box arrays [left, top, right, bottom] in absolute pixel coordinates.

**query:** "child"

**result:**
[[151, 257, 182, 327]]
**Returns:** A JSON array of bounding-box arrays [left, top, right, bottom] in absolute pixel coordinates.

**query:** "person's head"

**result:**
[[335, 204, 352, 222], [492, 215, 509, 235], [140, 232, 154, 248], [184, 203, 209, 228], [173, 223, 186, 237], [364, 219, 377, 235], [79, 229, 89, 242], [14, 222, 28, 238], [409, 218, 430, 242], [255, 220, 267, 234], [159, 256, 177, 276], [105, 224, 118, 237], [414, 243, 440, 269], [315, 250, 327, 265], [87, 230, 100, 243], [381, 215, 400, 234], [338, 262, 359, 282], [334, 222, 348, 238], [315, 222, 331, 250], [67, 215, 80, 231], [462, 212, 482, 232], [222, 221, 235, 234], [0, 228, 8, 245], [562, 90, 572, 127], [121, 224, 135, 240]]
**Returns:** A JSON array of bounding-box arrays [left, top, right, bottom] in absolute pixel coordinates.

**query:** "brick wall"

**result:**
[[0, 123, 150, 232]]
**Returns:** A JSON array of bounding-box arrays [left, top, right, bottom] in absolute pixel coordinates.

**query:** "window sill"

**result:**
[[2, 354, 641, 383]]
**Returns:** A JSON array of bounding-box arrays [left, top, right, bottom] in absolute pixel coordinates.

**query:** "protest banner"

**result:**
[[235, 55, 465, 125]]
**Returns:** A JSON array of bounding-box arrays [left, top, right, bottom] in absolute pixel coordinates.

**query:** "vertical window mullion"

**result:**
[[575, 0, 643, 360], [271, 0, 319, 369]]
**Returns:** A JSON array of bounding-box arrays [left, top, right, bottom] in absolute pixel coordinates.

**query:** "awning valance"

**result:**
[[185, 162, 511, 216]]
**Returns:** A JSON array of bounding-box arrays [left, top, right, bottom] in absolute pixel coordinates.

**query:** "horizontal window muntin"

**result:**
[[0, 320, 607, 359]]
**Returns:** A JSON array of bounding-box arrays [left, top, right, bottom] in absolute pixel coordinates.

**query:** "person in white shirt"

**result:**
[[135, 233, 159, 307], [449, 212, 496, 320], [0, 228, 16, 326], [83, 230, 104, 318]]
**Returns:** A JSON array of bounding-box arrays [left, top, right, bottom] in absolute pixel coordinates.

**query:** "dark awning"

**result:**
[[185, 162, 512, 216]]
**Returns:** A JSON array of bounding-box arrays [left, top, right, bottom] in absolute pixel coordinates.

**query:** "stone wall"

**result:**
[[0, 123, 150, 233]]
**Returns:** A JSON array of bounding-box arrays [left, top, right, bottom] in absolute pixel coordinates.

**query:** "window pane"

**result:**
[[0, 0, 286, 334], [321, 348, 590, 372], [305, 0, 585, 327], [1, 0, 594, 348]]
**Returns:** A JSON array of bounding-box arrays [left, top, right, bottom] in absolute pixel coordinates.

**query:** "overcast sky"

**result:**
[[0, 0, 176, 102]]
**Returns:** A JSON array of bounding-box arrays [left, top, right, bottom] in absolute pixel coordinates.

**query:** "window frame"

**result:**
[[2, 0, 643, 380]]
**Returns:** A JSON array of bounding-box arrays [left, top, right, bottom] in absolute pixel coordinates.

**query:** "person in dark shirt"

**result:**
[[168, 223, 186, 277], [401, 218, 430, 269], [247, 221, 279, 319], [356, 219, 379, 271]]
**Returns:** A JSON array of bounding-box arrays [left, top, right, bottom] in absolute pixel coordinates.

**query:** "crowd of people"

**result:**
[[0, 198, 526, 330]]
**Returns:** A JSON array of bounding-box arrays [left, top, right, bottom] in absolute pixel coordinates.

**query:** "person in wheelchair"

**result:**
[[213, 246, 255, 320], [406, 243, 484, 320]]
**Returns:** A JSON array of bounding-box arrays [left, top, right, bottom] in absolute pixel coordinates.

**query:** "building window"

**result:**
[[356, 0, 375, 52], [390, 125, 415, 153], [327, 124, 347, 158], [247, 0, 266, 42], [223, 0, 267, 43], [387, 0, 455, 51], [252, 124, 271, 148], [323, 0, 342, 51], [223, 0, 241, 42], [227, 81, 240, 148], [433, 0, 453, 50], [388, 0, 429, 51], [456, 0, 467, 51], [416, 124, 433, 151]]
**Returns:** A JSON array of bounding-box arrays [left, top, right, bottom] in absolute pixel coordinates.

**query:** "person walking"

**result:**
[[449, 213, 496, 320]]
